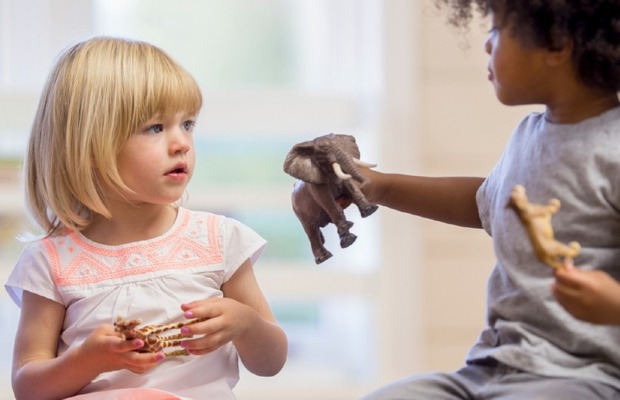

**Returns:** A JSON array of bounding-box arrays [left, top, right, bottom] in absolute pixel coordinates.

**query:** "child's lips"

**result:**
[[166, 163, 187, 174], [165, 163, 189, 178]]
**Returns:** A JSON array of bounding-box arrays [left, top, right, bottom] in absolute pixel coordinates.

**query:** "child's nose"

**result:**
[[484, 36, 492, 54], [170, 129, 191, 154]]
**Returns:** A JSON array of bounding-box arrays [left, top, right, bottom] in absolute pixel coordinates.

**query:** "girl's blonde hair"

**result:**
[[25, 36, 202, 237]]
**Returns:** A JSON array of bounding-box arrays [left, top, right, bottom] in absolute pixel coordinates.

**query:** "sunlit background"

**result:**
[[0, 0, 540, 399]]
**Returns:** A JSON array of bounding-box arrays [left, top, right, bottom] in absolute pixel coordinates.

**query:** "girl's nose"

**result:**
[[170, 129, 191, 154]]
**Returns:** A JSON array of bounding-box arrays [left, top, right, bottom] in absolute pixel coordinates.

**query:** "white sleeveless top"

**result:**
[[6, 207, 266, 399]]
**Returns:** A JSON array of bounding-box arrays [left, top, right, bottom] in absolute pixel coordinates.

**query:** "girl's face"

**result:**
[[484, 11, 551, 106], [115, 111, 197, 206]]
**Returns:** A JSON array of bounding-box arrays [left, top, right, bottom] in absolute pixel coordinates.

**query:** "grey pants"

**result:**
[[362, 361, 620, 400]]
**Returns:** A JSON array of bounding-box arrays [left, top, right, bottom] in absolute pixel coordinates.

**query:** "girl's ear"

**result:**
[[545, 38, 573, 67]]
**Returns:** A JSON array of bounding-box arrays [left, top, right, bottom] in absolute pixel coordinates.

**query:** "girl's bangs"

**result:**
[[149, 69, 202, 118], [129, 48, 203, 126]]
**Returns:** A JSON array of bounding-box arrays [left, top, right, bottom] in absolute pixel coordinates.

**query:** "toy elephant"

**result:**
[[283, 133, 378, 264]]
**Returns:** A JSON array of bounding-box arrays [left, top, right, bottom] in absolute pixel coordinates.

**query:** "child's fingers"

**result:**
[[182, 298, 220, 314], [554, 266, 584, 288], [124, 351, 166, 373], [115, 338, 145, 353], [180, 332, 226, 355], [552, 281, 580, 299], [179, 317, 214, 337]]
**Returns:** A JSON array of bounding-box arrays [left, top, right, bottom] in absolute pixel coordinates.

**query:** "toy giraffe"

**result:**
[[114, 316, 207, 357], [506, 184, 580, 269]]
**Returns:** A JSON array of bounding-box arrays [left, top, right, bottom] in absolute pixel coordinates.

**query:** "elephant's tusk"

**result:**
[[332, 162, 352, 180], [353, 158, 377, 168]]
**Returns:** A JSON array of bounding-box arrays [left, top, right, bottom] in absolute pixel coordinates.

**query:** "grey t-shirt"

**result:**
[[470, 106, 620, 388]]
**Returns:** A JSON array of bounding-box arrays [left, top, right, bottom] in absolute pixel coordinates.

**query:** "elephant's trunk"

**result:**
[[332, 147, 370, 183]]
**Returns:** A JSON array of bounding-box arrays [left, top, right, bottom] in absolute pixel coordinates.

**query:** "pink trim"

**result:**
[[66, 388, 181, 400], [46, 211, 223, 287]]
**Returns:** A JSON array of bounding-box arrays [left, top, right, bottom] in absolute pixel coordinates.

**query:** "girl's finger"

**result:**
[[115, 338, 145, 353]]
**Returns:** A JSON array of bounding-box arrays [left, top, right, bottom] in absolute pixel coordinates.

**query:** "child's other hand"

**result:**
[[553, 264, 620, 325], [78, 324, 165, 374], [179, 298, 255, 355]]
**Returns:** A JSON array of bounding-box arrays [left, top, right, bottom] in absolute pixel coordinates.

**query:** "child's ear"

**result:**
[[545, 38, 573, 67]]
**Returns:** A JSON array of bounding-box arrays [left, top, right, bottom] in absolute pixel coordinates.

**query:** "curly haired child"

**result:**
[[361, 1, 620, 399], [4, 37, 287, 400]]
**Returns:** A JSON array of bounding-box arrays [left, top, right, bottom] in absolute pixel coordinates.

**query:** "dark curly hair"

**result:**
[[434, 0, 620, 92]]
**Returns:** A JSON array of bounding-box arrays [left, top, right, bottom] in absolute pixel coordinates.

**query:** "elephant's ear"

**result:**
[[283, 141, 327, 184]]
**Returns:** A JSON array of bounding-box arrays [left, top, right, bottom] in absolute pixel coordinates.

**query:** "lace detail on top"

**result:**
[[43, 210, 223, 287]]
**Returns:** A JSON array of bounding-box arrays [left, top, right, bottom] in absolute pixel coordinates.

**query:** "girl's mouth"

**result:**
[[165, 163, 188, 177]]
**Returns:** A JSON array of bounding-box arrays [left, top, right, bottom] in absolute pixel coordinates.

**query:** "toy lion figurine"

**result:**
[[506, 185, 580, 269]]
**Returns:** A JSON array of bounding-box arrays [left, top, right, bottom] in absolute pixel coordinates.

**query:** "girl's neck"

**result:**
[[81, 203, 179, 246]]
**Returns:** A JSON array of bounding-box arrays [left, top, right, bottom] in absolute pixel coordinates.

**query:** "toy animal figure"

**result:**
[[283, 133, 378, 264], [114, 316, 206, 357], [506, 184, 580, 269]]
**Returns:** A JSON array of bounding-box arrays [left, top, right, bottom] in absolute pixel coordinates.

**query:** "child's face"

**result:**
[[115, 111, 197, 205], [484, 11, 552, 106]]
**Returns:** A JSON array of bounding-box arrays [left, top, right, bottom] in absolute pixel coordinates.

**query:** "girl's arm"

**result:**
[[12, 291, 98, 400], [222, 261, 288, 375], [361, 169, 485, 228], [181, 260, 288, 376], [12, 291, 164, 400]]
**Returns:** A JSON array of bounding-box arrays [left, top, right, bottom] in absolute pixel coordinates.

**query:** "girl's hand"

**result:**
[[77, 324, 165, 375], [179, 260, 287, 376], [179, 297, 255, 355], [553, 264, 620, 325]]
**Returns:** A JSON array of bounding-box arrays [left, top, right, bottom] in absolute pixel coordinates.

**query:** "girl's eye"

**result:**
[[146, 124, 164, 134], [182, 120, 196, 132]]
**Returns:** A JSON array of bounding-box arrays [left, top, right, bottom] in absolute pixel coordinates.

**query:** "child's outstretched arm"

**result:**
[[12, 291, 164, 400], [553, 265, 620, 325], [180, 260, 288, 376], [360, 168, 484, 228]]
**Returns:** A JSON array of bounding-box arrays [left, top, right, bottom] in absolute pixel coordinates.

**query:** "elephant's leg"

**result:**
[[294, 210, 333, 264], [311, 185, 357, 248], [338, 230, 357, 248], [305, 222, 332, 264], [344, 181, 378, 218], [292, 185, 333, 263], [360, 204, 378, 218]]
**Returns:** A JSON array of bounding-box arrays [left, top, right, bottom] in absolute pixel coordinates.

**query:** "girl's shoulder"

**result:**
[[18, 230, 73, 258], [179, 207, 254, 237]]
